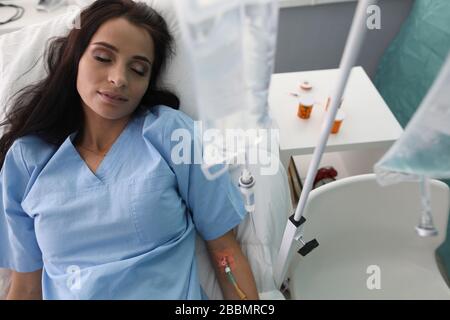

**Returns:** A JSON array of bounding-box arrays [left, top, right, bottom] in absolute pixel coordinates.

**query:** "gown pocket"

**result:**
[[128, 174, 187, 246]]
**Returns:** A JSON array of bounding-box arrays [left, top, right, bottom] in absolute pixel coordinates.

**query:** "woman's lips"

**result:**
[[98, 92, 128, 105]]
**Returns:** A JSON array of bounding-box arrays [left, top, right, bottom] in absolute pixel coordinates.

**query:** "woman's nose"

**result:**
[[108, 65, 128, 88]]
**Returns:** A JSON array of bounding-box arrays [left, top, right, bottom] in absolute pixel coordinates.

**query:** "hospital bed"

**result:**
[[0, 0, 290, 300]]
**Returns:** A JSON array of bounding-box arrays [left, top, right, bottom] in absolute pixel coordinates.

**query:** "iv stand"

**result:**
[[274, 0, 378, 289]]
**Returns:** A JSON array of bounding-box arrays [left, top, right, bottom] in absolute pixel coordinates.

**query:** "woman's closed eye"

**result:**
[[94, 55, 147, 76], [130, 63, 147, 76], [94, 55, 111, 63]]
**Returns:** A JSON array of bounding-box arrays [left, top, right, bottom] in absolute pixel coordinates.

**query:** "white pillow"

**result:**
[[0, 11, 77, 119], [146, 0, 200, 119]]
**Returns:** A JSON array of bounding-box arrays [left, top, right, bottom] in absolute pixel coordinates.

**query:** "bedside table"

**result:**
[[0, 0, 69, 35], [268, 66, 404, 171]]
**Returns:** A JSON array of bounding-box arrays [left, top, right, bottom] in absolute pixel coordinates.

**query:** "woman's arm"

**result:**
[[6, 269, 42, 300], [206, 230, 259, 300]]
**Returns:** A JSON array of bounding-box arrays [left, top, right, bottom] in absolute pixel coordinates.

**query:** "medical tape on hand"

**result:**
[[213, 249, 236, 273], [212, 250, 247, 300]]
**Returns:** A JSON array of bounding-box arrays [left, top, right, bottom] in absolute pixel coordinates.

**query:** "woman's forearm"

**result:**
[[6, 288, 42, 300], [206, 230, 259, 300], [213, 247, 259, 300]]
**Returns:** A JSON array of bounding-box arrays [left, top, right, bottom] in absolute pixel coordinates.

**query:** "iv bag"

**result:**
[[375, 53, 450, 185], [173, 0, 278, 130], [173, 0, 279, 177], [243, 0, 279, 128], [173, 0, 247, 129]]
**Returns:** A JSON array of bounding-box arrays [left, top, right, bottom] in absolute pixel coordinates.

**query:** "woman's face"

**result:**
[[77, 17, 155, 120]]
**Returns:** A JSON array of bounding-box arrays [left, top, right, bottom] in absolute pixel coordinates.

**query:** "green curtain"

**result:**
[[374, 0, 450, 281]]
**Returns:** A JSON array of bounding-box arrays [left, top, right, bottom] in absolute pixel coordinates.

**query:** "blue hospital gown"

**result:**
[[0, 105, 246, 299]]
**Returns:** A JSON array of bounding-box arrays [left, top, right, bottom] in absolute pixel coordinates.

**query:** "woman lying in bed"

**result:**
[[0, 0, 258, 300]]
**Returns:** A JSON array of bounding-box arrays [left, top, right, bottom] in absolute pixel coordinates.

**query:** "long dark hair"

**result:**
[[0, 0, 179, 167]]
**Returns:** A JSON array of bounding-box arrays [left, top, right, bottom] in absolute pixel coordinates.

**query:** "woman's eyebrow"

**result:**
[[92, 41, 152, 65]]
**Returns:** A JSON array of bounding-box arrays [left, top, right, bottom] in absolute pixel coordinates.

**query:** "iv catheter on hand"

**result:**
[[221, 257, 248, 300]]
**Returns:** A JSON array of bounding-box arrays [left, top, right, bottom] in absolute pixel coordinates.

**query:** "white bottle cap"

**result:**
[[300, 81, 313, 91], [335, 109, 345, 121], [298, 95, 315, 106]]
